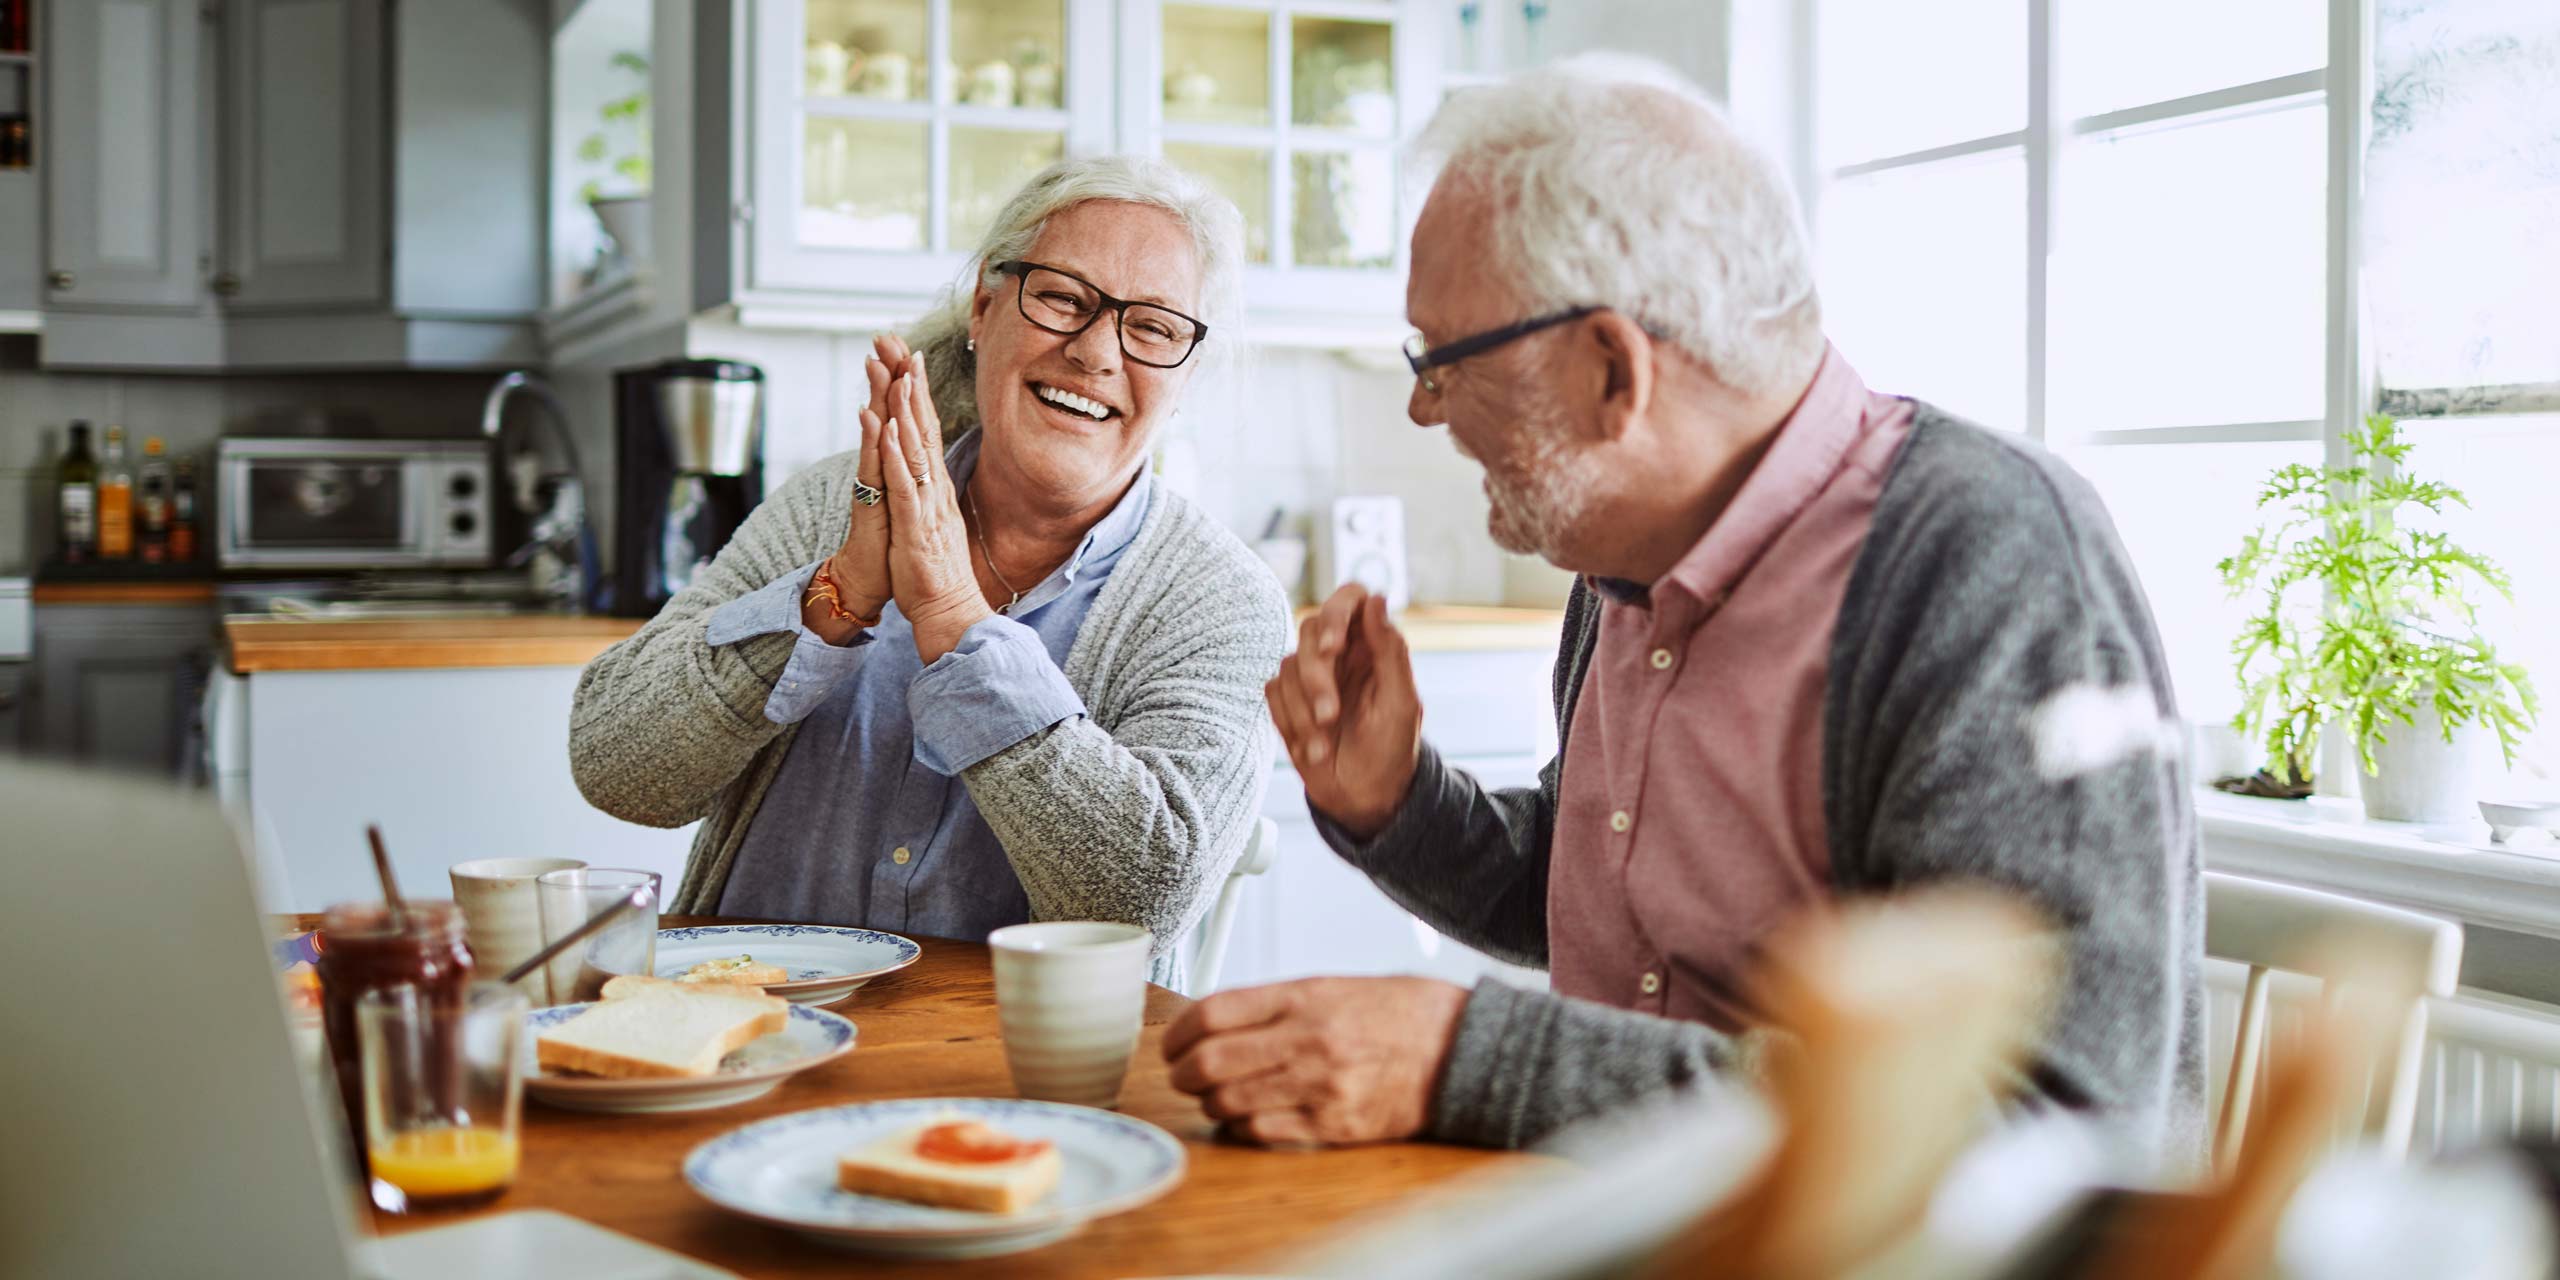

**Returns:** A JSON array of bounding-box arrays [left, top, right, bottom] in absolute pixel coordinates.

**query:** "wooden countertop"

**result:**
[[225, 615, 642, 674], [223, 602, 1557, 675], [1294, 603, 1564, 653], [33, 580, 219, 605], [282, 915, 1533, 1278]]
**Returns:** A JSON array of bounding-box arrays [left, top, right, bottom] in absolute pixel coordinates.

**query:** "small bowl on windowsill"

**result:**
[[2479, 800, 2560, 845]]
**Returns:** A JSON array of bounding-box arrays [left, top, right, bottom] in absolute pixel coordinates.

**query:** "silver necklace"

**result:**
[[965, 482, 1024, 613]]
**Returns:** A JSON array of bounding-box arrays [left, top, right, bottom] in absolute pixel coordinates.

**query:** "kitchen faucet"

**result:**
[[480, 370, 596, 611]]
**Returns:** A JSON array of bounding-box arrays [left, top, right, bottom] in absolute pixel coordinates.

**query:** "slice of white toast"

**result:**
[[837, 1119, 1062, 1214], [677, 954, 789, 986], [534, 978, 789, 1079]]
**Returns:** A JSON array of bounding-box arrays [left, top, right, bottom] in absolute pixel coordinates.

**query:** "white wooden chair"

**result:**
[[2205, 872, 2463, 1170], [1189, 816, 1279, 994]]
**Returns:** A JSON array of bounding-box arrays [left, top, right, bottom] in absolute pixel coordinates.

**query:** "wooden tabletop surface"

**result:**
[[310, 915, 1531, 1277]]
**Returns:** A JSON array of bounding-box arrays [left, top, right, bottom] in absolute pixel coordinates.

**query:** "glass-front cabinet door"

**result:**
[[1134, 0, 1435, 341], [749, 0, 1111, 303]]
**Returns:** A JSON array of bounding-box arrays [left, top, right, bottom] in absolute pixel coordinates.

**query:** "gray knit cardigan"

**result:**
[[566, 440, 1291, 984]]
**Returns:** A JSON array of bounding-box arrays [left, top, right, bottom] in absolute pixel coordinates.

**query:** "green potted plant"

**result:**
[[2219, 413, 2537, 820], [578, 50, 652, 266]]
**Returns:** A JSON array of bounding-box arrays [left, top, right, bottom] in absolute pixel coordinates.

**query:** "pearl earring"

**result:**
[[966, 337, 976, 353]]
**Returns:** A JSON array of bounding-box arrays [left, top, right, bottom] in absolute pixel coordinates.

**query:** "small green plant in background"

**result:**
[[2219, 413, 2538, 786], [577, 50, 651, 201]]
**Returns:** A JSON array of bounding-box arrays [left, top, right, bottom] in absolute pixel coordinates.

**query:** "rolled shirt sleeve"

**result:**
[[908, 614, 1088, 775], [704, 558, 876, 725]]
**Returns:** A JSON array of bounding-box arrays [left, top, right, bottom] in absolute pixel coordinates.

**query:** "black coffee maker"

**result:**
[[608, 358, 766, 618]]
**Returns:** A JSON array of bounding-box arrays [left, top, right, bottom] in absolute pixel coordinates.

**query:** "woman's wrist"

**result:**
[[802, 562, 882, 647], [908, 595, 994, 664]]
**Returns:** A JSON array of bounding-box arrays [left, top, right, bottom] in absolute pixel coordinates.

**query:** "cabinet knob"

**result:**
[[47, 270, 72, 291], [212, 273, 241, 296]]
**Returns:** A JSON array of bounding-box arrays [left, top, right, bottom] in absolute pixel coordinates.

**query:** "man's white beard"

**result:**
[[1471, 413, 1603, 561]]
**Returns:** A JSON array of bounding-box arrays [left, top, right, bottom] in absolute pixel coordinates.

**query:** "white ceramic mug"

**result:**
[[448, 857, 585, 989], [989, 922, 1153, 1108]]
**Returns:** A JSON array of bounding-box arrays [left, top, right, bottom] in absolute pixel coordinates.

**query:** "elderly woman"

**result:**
[[570, 156, 1288, 987]]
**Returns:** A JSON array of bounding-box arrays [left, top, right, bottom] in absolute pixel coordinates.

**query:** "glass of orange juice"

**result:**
[[358, 980, 527, 1212]]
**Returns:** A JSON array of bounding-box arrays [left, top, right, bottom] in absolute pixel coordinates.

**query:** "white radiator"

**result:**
[[2206, 957, 2560, 1153]]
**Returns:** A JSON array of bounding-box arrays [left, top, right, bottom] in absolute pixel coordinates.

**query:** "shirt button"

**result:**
[[1640, 971, 1661, 996], [1609, 810, 1632, 833], [1649, 648, 1675, 671], [891, 846, 913, 865]]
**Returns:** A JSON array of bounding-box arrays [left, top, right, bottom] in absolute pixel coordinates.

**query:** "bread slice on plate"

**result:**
[[534, 978, 788, 1080], [678, 954, 790, 986], [837, 1119, 1063, 1214]]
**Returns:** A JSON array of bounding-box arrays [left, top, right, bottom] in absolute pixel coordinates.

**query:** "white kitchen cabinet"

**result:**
[[219, 0, 386, 311], [211, 662, 698, 912], [38, 0, 543, 369], [578, 0, 1435, 350], [42, 0, 213, 313], [1207, 644, 1558, 994], [1126, 0, 1439, 346]]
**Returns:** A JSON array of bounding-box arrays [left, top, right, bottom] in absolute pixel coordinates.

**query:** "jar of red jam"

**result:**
[[317, 901, 474, 1171]]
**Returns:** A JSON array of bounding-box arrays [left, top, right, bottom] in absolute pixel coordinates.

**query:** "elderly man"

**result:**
[[1163, 54, 2206, 1158]]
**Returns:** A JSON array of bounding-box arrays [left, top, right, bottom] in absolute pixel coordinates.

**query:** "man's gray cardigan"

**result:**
[[1327, 405, 2208, 1160]]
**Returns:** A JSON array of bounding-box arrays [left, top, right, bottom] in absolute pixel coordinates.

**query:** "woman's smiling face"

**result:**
[[966, 200, 1206, 508]]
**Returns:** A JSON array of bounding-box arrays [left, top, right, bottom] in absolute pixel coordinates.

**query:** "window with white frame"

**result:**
[[1811, 0, 2342, 741], [1807, 0, 2558, 790]]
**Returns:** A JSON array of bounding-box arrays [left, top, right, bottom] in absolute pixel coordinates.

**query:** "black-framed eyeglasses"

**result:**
[[1402, 306, 1600, 394], [996, 260, 1209, 369]]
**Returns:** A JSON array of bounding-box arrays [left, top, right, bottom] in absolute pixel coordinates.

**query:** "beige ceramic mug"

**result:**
[[448, 858, 584, 990], [989, 922, 1153, 1109]]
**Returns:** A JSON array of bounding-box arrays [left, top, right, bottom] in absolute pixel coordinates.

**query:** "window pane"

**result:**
[[948, 127, 1063, 252], [2058, 440, 2323, 726], [805, 0, 926, 102], [1291, 16, 1395, 135], [1818, 0, 2023, 166], [2368, 0, 2560, 392], [948, 0, 1066, 109], [1164, 142, 1271, 264], [2062, 0, 2324, 118], [1164, 4, 1270, 127], [800, 117, 926, 250], [1291, 150, 1395, 269], [2049, 104, 2325, 432], [1817, 152, 2026, 430], [2413, 414, 2560, 788]]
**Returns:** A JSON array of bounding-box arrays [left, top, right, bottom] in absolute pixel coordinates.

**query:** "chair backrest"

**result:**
[[2203, 872, 2463, 1170], [1188, 816, 1279, 994]]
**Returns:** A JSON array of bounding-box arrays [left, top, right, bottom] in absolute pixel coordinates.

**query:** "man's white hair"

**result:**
[[1412, 53, 1825, 399], [909, 154, 1247, 432]]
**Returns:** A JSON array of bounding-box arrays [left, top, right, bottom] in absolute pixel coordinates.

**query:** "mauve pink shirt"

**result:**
[[1549, 349, 1914, 1030]]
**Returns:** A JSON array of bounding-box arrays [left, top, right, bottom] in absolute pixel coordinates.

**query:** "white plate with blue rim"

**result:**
[[520, 1001, 858, 1114], [653, 924, 922, 1006], [683, 1097, 1188, 1259]]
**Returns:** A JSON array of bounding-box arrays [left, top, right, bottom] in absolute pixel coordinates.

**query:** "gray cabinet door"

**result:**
[[43, 0, 210, 310], [0, 666, 27, 754], [31, 604, 216, 779], [223, 0, 387, 310]]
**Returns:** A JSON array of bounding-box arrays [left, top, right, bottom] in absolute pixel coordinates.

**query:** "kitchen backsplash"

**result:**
[[0, 337, 498, 574]]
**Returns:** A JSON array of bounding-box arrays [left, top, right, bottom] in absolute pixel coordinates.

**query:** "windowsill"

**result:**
[[2199, 788, 2560, 937]]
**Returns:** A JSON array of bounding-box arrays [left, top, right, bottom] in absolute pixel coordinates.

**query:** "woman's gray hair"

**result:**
[[908, 154, 1247, 433], [1411, 53, 1825, 399]]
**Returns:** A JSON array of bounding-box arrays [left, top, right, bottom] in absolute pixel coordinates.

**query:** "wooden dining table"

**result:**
[[298, 914, 1536, 1278]]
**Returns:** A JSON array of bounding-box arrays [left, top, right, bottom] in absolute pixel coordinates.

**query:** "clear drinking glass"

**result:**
[[535, 867, 661, 1005], [800, 117, 928, 250], [359, 981, 527, 1213]]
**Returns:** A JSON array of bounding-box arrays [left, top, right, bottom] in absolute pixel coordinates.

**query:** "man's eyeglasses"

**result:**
[[997, 260, 1209, 369], [1402, 306, 1599, 394]]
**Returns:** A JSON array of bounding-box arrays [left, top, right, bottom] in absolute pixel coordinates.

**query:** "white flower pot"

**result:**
[[589, 193, 652, 265], [2359, 699, 2485, 824]]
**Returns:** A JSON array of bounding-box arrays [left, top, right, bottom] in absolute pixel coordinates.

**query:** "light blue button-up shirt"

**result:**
[[705, 432, 1153, 938]]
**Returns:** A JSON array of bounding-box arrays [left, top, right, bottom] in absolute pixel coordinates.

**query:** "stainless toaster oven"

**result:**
[[215, 438, 493, 570]]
